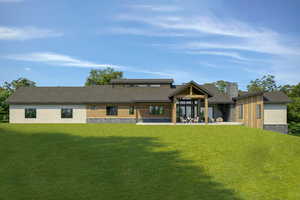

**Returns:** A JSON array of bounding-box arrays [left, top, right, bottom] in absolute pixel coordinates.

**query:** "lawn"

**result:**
[[0, 124, 299, 200]]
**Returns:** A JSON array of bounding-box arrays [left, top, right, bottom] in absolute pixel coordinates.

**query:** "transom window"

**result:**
[[256, 104, 262, 119], [129, 106, 134, 115], [106, 106, 118, 116], [149, 105, 164, 115], [25, 108, 36, 118], [239, 104, 243, 119], [61, 108, 73, 118], [90, 105, 97, 110]]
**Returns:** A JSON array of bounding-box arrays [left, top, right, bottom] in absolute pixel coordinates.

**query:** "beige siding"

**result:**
[[87, 104, 135, 118], [264, 104, 287, 124], [9, 104, 86, 123]]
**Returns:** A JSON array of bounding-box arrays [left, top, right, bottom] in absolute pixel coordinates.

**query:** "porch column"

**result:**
[[205, 95, 208, 124], [172, 98, 177, 124]]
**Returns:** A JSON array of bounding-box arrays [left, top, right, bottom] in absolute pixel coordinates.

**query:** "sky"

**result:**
[[1, 0, 300, 89]]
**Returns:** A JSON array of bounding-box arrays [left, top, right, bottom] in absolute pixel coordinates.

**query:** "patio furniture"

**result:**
[[216, 117, 223, 122], [180, 116, 187, 123], [193, 116, 199, 123]]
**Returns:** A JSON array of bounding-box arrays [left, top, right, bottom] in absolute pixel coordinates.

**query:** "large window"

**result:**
[[106, 106, 118, 116], [61, 108, 73, 118], [129, 106, 134, 115], [149, 105, 164, 115], [25, 108, 36, 118], [256, 104, 262, 119], [239, 104, 243, 119]]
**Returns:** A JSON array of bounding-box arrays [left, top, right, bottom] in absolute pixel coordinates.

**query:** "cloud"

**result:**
[[0, 26, 63, 40], [4, 52, 183, 77], [0, 0, 23, 2], [105, 27, 188, 37], [128, 4, 182, 12], [185, 50, 254, 61], [24, 67, 31, 71]]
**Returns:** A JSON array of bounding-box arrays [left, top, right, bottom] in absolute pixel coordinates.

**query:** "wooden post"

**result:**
[[189, 86, 192, 95], [205, 95, 208, 124], [172, 98, 177, 124]]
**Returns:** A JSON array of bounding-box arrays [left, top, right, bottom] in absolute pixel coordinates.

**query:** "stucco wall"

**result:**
[[264, 104, 287, 125], [9, 104, 86, 123]]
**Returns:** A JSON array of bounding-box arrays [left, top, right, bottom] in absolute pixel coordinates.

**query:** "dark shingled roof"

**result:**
[[7, 83, 235, 104], [202, 84, 233, 104], [263, 91, 292, 104], [110, 79, 174, 84], [7, 86, 175, 104], [234, 91, 291, 104], [168, 81, 213, 97]]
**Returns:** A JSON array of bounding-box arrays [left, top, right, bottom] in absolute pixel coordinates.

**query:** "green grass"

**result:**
[[0, 124, 300, 200]]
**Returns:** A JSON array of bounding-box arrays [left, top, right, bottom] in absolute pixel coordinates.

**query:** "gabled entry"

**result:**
[[169, 81, 213, 124]]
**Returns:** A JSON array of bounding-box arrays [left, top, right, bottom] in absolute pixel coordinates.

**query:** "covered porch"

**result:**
[[169, 81, 233, 124]]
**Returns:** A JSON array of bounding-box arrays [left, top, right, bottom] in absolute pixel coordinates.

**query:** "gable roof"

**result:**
[[6, 86, 176, 104], [234, 91, 291, 104], [168, 81, 213, 97], [7, 84, 233, 104], [110, 79, 174, 84], [263, 91, 292, 104]]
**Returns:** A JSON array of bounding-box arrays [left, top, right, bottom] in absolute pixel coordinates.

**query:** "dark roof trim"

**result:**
[[233, 91, 264, 100], [110, 79, 174, 84], [168, 81, 213, 97]]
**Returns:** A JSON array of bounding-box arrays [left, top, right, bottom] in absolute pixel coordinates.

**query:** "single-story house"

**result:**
[[7, 79, 291, 133]]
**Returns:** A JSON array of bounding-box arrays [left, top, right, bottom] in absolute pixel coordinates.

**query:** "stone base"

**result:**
[[263, 124, 288, 134], [87, 118, 136, 123], [138, 118, 171, 123]]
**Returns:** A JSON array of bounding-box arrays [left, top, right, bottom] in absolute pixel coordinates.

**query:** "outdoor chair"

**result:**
[[180, 116, 187, 123], [193, 116, 199, 123]]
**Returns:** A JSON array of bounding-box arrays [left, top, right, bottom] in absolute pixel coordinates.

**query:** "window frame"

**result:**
[[129, 106, 135, 115], [239, 104, 243, 119], [106, 105, 118, 116], [25, 108, 36, 119], [61, 108, 73, 119], [256, 104, 262, 119], [149, 105, 164, 115]]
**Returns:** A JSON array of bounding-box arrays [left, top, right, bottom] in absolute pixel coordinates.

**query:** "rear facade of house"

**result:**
[[7, 79, 291, 133]]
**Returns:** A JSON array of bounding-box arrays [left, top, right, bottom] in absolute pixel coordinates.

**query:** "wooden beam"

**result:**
[[172, 98, 177, 124], [190, 86, 192, 95], [175, 95, 205, 99], [205, 95, 208, 124]]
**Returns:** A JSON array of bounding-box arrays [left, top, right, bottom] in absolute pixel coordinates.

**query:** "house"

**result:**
[[7, 79, 291, 133]]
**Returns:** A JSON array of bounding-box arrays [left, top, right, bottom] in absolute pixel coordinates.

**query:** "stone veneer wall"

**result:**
[[263, 124, 288, 134]]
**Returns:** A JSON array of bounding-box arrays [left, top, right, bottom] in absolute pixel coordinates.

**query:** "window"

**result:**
[[149, 105, 164, 115], [239, 104, 243, 119], [129, 106, 134, 115], [25, 108, 36, 118], [149, 84, 160, 87], [136, 84, 147, 87], [90, 105, 97, 110], [106, 106, 118, 116], [61, 108, 73, 118], [256, 104, 262, 119]]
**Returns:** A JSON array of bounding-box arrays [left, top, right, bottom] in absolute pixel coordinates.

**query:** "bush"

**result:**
[[289, 122, 300, 135]]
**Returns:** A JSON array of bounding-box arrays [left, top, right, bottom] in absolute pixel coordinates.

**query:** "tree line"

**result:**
[[0, 69, 299, 134]]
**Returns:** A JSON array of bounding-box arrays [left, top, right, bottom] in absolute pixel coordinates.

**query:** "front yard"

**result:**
[[0, 124, 299, 200]]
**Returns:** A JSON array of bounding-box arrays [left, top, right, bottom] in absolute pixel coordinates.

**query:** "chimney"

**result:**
[[226, 82, 238, 98]]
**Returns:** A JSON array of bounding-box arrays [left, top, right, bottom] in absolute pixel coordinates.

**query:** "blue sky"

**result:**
[[1, 0, 300, 89]]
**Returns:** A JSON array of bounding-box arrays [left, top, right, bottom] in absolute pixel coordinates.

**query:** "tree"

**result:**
[[247, 75, 280, 92], [85, 68, 123, 86], [85, 67, 123, 86], [3, 78, 36, 92], [0, 78, 36, 122], [213, 80, 227, 93]]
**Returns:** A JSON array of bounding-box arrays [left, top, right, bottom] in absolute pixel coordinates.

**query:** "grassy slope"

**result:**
[[0, 124, 299, 200]]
